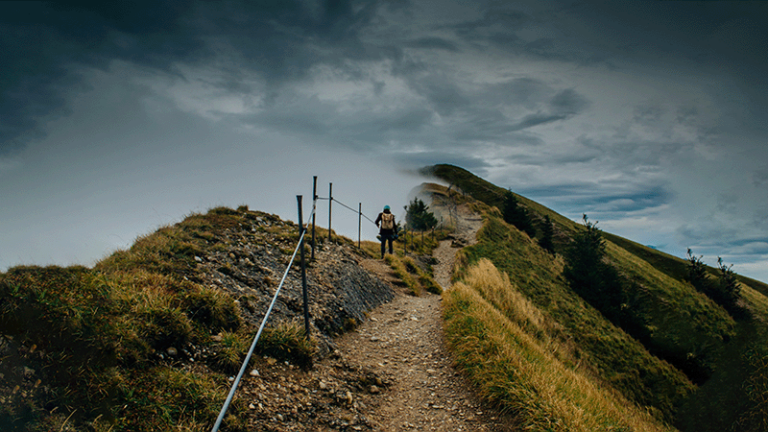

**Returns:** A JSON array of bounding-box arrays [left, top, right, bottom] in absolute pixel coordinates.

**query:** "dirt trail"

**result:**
[[327, 204, 508, 431], [240, 204, 506, 431]]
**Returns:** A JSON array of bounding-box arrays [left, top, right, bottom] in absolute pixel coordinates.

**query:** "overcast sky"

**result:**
[[1, 1, 767, 282]]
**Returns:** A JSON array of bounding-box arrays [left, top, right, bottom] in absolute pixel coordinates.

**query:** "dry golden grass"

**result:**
[[443, 259, 675, 432]]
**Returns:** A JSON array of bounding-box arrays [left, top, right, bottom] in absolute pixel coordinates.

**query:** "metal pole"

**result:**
[[312, 176, 317, 260], [328, 183, 333, 243], [358, 202, 362, 249], [297, 196, 310, 340]]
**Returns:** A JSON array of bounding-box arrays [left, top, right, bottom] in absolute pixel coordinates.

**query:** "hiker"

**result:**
[[375, 205, 397, 259]]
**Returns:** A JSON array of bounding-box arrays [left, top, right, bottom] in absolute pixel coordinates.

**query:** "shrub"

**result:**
[[183, 286, 242, 333], [212, 331, 250, 373], [503, 190, 535, 238], [563, 215, 624, 316], [539, 215, 555, 254], [687, 249, 748, 320], [256, 322, 315, 369], [404, 197, 438, 231]]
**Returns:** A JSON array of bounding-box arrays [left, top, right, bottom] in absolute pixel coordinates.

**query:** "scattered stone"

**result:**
[[166, 347, 178, 356]]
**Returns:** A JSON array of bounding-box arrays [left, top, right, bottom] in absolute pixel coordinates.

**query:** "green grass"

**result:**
[[383, 254, 442, 296], [457, 215, 694, 423], [0, 206, 316, 431], [431, 164, 768, 432], [603, 232, 768, 298], [444, 259, 675, 431]]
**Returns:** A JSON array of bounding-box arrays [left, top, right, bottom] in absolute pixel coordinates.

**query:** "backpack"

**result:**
[[381, 213, 394, 230]]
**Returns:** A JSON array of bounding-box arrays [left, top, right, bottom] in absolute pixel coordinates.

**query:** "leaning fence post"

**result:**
[[328, 183, 333, 243], [358, 203, 362, 249], [297, 196, 310, 340], [312, 176, 317, 260]]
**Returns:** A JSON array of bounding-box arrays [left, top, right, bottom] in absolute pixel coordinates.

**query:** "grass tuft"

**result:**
[[256, 322, 315, 370]]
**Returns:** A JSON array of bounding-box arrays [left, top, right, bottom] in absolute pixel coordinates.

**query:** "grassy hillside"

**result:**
[[0, 207, 329, 431], [444, 259, 676, 431], [423, 164, 768, 292], [0, 204, 443, 432], [429, 164, 768, 432]]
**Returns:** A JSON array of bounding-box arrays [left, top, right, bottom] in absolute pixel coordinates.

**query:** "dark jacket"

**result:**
[[375, 210, 397, 236]]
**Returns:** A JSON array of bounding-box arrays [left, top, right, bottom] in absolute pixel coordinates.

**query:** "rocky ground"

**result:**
[[236, 203, 512, 431]]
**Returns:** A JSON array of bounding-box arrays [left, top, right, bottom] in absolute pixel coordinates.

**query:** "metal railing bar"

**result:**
[[211, 203, 316, 432]]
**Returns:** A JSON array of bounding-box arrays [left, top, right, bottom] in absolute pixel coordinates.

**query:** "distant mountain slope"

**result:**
[[423, 164, 768, 432], [422, 163, 768, 293]]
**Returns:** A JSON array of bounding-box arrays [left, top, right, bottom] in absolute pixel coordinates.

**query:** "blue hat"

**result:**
[[384, 205, 390, 210]]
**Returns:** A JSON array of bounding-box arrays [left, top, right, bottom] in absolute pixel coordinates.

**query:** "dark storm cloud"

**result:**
[[508, 114, 567, 132], [550, 89, 590, 116], [443, 5, 528, 43], [397, 74, 590, 143], [518, 183, 672, 213], [377, 109, 435, 133], [396, 151, 492, 176], [406, 37, 460, 52], [0, 0, 396, 154], [407, 76, 471, 117], [241, 88, 436, 146], [483, 85, 589, 134], [0, 1, 201, 154]]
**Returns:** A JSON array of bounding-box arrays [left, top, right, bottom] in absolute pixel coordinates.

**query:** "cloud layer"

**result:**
[[1, 1, 767, 281]]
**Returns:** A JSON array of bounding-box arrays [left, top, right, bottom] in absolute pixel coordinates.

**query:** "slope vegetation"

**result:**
[[0, 206, 396, 431], [424, 164, 768, 432]]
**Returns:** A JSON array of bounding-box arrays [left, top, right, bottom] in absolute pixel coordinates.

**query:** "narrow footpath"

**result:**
[[240, 205, 509, 431], [327, 205, 509, 431]]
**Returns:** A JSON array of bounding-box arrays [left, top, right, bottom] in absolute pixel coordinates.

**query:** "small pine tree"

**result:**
[[563, 215, 622, 313], [716, 256, 742, 313], [687, 248, 708, 292], [503, 190, 536, 238], [405, 198, 438, 231], [563, 215, 651, 354], [539, 215, 555, 254], [686, 249, 747, 319]]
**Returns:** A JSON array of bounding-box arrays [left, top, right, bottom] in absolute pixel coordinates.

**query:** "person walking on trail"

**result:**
[[375, 205, 397, 259]]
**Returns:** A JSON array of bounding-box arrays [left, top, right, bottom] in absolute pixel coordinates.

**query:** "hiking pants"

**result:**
[[380, 233, 394, 257]]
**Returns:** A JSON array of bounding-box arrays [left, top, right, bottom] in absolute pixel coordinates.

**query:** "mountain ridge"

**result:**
[[2, 165, 768, 431], [423, 163, 768, 432]]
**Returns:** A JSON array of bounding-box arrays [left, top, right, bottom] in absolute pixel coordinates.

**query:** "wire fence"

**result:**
[[210, 178, 395, 431], [330, 196, 377, 225], [210, 176, 450, 431], [210, 196, 317, 432]]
